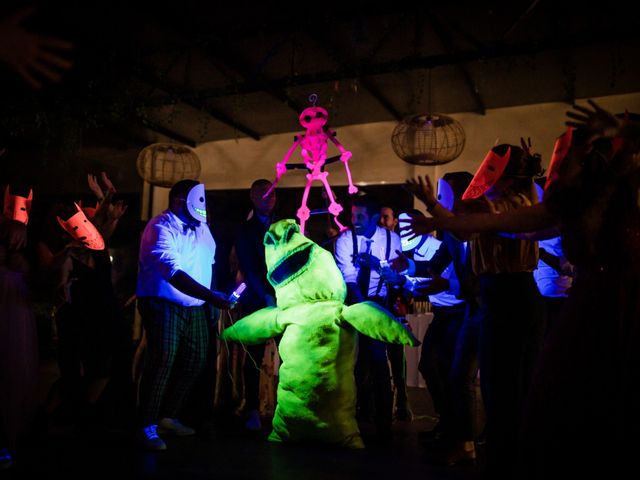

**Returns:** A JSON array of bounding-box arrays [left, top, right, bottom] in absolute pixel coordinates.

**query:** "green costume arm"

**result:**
[[220, 307, 283, 345], [340, 302, 420, 346]]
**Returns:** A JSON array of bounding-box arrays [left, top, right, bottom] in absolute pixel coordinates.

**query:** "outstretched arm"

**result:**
[[341, 302, 419, 346], [220, 307, 283, 344], [497, 225, 561, 241], [401, 202, 557, 240]]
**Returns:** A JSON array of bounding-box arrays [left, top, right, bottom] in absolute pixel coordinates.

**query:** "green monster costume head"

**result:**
[[221, 219, 418, 448], [264, 219, 346, 308]]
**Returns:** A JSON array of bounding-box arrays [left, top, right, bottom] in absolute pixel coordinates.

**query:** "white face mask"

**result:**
[[186, 183, 207, 223], [437, 178, 455, 212]]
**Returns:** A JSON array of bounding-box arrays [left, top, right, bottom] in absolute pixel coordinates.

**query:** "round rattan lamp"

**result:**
[[391, 113, 465, 166], [136, 143, 201, 188]]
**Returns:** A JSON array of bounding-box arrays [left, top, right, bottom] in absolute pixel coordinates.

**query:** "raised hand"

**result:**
[[390, 249, 409, 273], [87, 174, 104, 201], [0, 7, 74, 89], [404, 175, 437, 210], [399, 213, 437, 240], [107, 200, 127, 221], [566, 99, 621, 138], [88, 172, 117, 203], [101, 171, 115, 193]]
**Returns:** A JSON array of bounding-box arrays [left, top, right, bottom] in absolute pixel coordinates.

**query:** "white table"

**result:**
[[404, 312, 434, 388]]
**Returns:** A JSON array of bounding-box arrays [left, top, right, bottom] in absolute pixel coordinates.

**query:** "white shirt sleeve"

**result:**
[[389, 231, 402, 262], [334, 230, 358, 284], [146, 221, 182, 280]]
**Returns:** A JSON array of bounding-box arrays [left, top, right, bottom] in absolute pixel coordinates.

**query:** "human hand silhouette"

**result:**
[[0, 7, 73, 89]]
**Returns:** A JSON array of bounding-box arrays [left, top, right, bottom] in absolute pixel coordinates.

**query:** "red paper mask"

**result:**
[[544, 127, 573, 190], [56, 203, 105, 250], [3, 186, 33, 225], [462, 147, 512, 200], [78, 200, 100, 219]]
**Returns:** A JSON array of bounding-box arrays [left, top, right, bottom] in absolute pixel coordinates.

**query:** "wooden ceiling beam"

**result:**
[[141, 121, 197, 147], [148, 27, 632, 103], [307, 27, 404, 121], [427, 9, 486, 115], [137, 70, 261, 141]]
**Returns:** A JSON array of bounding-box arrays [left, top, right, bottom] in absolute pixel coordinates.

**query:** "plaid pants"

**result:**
[[138, 297, 210, 425]]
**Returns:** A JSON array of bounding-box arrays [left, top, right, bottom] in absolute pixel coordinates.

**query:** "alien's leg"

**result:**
[[297, 174, 314, 234], [333, 217, 348, 232], [340, 155, 358, 195], [317, 171, 347, 232]]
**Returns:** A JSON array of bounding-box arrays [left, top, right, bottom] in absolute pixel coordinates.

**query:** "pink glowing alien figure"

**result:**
[[264, 96, 358, 234]]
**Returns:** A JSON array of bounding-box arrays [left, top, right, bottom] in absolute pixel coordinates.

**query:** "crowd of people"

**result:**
[[1, 100, 638, 479]]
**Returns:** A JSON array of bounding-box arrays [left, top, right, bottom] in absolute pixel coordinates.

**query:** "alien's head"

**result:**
[[299, 106, 328, 130], [264, 219, 346, 308]]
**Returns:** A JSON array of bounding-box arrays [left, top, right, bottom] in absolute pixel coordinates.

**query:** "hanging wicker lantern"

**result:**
[[136, 143, 201, 187], [391, 113, 466, 166]]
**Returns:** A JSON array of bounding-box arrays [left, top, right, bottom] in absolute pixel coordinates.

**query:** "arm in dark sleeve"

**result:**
[[345, 281, 365, 305], [414, 242, 452, 277], [235, 226, 272, 303]]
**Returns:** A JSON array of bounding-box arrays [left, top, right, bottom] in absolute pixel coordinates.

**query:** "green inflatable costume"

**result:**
[[221, 219, 419, 449]]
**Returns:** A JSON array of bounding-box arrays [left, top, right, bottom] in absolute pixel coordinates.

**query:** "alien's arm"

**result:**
[[220, 307, 283, 345], [326, 128, 357, 194], [280, 136, 304, 172], [341, 302, 419, 346], [263, 136, 304, 198], [327, 129, 348, 154]]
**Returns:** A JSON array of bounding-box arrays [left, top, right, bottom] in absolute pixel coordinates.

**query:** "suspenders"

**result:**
[[351, 227, 391, 298]]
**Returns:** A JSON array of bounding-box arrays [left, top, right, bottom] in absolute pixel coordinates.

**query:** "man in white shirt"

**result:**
[[136, 179, 231, 450], [334, 196, 402, 440]]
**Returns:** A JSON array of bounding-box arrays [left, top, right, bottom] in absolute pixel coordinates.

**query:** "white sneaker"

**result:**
[[244, 409, 262, 431], [137, 425, 167, 451], [158, 417, 196, 436]]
